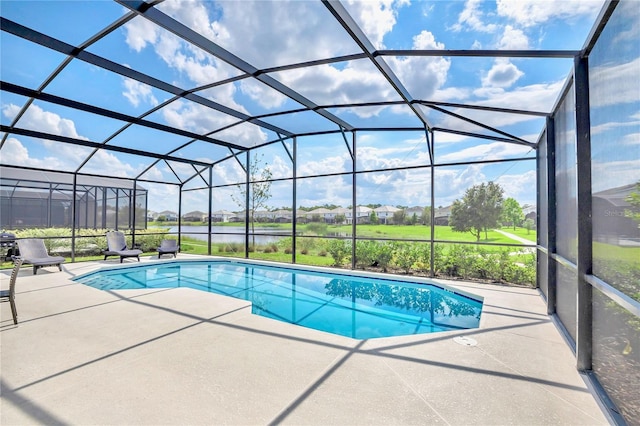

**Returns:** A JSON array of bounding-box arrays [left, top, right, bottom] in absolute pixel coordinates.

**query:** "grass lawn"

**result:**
[[157, 221, 537, 245], [593, 241, 640, 264], [497, 226, 537, 242]]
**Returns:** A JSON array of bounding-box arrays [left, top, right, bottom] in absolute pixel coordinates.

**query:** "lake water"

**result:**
[[166, 225, 290, 244]]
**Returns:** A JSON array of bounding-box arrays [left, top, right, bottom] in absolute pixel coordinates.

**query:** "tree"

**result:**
[[449, 182, 504, 241], [422, 206, 432, 226], [392, 210, 406, 225], [231, 154, 272, 247], [501, 197, 524, 230], [369, 211, 379, 225], [523, 218, 535, 234], [335, 213, 346, 225]]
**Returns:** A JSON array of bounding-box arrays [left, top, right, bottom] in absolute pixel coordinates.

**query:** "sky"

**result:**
[[1, 0, 637, 215]]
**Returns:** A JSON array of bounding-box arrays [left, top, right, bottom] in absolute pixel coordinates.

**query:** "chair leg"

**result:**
[[10, 299, 18, 325], [58, 264, 62, 271], [33, 265, 37, 275]]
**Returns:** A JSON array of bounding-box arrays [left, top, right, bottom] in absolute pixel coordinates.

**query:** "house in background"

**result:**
[[182, 210, 207, 222], [374, 205, 401, 224], [210, 210, 235, 222], [593, 184, 640, 245], [434, 206, 452, 226], [157, 210, 178, 221]]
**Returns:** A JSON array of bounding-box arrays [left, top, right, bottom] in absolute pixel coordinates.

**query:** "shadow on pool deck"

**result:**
[[1, 255, 609, 425]]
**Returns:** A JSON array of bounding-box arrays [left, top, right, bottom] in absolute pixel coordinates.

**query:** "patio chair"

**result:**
[[17, 239, 65, 275], [1, 257, 23, 325], [103, 231, 142, 263], [157, 239, 179, 258]]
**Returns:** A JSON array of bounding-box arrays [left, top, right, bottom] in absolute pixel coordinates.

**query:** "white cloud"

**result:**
[[1, 103, 95, 166], [438, 142, 533, 163], [3, 103, 87, 140], [123, 15, 159, 52], [496, 0, 603, 27], [499, 25, 529, 49], [473, 80, 565, 112], [591, 119, 640, 136], [239, 79, 288, 109], [621, 132, 640, 146], [589, 57, 640, 108], [452, 0, 499, 33], [298, 154, 350, 177], [1, 136, 144, 179], [1, 137, 63, 169], [592, 159, 640, 192], [434, 164, 487, 205], [123, 78, 158, 108], [344, 0, 409, 49], [271, 60, 399, 116], [482, 59, 524, 88], [496, 169, 537, 201], [358, 142, 431, 170], [161, 100, 266, 147], [386, 31, 451, 100]]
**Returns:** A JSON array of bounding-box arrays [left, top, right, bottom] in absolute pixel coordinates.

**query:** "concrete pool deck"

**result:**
[[1, 255, 609, 425]]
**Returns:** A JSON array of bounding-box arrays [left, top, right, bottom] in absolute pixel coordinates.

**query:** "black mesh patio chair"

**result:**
[[157, 239, 179, 258], [1, 257, 23, 325], [103, 231, 142, 263], [17, 239, 65, 275]]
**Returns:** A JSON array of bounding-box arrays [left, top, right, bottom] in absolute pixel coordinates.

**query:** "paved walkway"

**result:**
[[1, 256, 609, 425], [495, 229, 536, 249]]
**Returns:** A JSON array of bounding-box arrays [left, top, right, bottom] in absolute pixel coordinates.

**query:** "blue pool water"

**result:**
[[74, 260, 483, 339]]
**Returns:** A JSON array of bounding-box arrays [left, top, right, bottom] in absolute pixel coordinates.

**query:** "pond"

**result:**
[[166, 225, 290, 245]]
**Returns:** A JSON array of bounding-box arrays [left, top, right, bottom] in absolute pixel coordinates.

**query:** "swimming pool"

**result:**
[[74, 260, 483, 339]]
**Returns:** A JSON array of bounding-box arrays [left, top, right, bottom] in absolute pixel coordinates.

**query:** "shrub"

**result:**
[[376, 243, 393, 272], [297, 237, 316, 252], [327, 239, 351, 266], [264, 247, 273, 253], [284, 247, 292, 254], [318, 250, 327, 257], [356, 240, 377, 268], [391, 242, 420, 273], [301, 248, 309, 255]]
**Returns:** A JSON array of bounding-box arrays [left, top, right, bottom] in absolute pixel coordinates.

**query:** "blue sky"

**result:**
[[2, 0, 636, 214]]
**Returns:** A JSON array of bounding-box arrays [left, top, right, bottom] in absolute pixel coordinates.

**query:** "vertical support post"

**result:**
[[115, 189, 119, 230], [208, 166, 213, 256], [292, 137, 297, 263], [143, 188, 148, 231], [351, 131, 357, 270], [132, 182, 137, 248], [71, 174, 77, 262], [574, 55, 593, 371], [546, 116, 557, 315], [101, 188, 107, 229], [178, 184, 183, 251], [244, 151, 250, 258], [429, 129, 436, 278], [48, 183, 53, 227]]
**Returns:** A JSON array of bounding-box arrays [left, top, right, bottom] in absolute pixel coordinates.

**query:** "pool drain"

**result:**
[[453, 336, 478, 346]]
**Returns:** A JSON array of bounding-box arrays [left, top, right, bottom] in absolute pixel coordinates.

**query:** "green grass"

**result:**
[[155, 221, 537, 245], [496, 226, 537, 242], [594, 241, 640, 263]]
